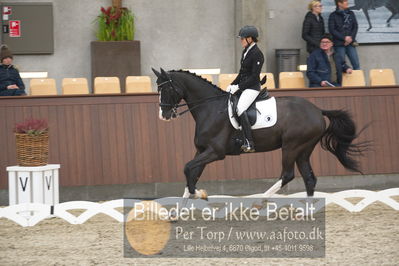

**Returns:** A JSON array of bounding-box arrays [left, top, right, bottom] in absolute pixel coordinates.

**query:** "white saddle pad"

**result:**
[[228, 96, 277, 130]]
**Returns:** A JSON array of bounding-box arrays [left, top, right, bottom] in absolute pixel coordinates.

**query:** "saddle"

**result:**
[[230, 88, 270, 126]]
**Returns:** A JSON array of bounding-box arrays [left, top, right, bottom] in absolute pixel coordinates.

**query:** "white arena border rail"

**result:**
[[0, 188, 398, 227]]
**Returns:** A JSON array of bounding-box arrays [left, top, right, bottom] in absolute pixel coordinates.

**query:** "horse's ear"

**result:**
[[160, 68, 170, 80], [152, 67, 161, 78]]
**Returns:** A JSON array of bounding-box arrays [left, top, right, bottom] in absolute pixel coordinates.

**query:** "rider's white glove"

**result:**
[[226, 84, 239, 94]]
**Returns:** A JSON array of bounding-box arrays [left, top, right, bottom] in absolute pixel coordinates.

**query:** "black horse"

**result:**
[[153, 68, 365, 198], [350, 0, 399, 31]]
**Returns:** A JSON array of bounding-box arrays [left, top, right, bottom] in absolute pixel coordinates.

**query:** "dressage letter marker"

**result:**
[[7, 165, 61, 218]]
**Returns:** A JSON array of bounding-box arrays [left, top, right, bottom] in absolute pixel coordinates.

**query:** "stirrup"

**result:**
[[241, 139, 255, 153]]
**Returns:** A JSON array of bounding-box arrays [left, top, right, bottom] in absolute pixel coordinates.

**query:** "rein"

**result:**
[[158, 79, 228, 117]]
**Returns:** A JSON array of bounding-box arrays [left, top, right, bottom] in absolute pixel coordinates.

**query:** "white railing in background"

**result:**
[[0, 188, 398, 227]]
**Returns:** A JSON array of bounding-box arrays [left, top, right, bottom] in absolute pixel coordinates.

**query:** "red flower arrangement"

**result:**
[[15, 118, 48, 136], [101, 6, 122, 24], [96, 5, 134, 41]]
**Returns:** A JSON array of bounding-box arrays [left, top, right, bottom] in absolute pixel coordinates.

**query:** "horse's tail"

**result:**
[[321, 110, 369, 174]]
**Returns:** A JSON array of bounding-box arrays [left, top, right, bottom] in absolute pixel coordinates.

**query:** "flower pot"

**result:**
[[15, 132, 49, 166]]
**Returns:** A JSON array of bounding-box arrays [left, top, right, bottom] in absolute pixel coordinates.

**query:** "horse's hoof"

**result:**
[[191, 189, 208, 200], [188, 193, 196, 199], [252, 203, 263, 210], [168, 209, 178, 222], [199, 189, 208, 201]]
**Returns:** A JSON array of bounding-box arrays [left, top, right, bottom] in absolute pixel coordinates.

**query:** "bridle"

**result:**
[[157, 79, 185, 118], [157, 78, 227, 118]]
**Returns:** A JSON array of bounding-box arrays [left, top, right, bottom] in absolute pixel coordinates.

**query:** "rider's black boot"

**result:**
[[239, 111, 255, 153]]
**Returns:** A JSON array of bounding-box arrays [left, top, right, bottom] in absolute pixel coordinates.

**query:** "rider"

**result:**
[[227, 25, 264, 153]]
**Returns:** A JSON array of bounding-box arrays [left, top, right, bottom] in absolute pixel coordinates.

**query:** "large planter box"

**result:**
[[91, 40, 141, 92]]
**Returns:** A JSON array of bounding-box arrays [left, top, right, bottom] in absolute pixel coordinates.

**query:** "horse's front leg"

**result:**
[[181, 164, 205, 198], [184, 146, 220, 196], [169, 159, 207, 221]]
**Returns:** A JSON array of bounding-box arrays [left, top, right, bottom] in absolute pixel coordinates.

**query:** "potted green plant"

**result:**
[[91, 0, 141, 92], [14, 118, 49, 166]]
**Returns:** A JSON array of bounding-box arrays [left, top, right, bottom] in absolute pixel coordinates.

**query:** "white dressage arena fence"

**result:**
[[0, 188, 398, 227]]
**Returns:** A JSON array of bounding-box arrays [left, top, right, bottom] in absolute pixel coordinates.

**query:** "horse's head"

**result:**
[[152, 68, 184, 121]]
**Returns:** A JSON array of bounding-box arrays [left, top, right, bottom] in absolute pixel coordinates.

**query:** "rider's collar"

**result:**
[[244, 42, 256, 59]]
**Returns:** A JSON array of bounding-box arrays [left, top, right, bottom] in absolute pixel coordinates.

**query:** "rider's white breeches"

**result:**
[[237, 89, 260, 116]]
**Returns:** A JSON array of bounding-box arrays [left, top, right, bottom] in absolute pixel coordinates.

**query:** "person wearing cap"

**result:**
[[306, 33, 353, 88], [226, 25, 264, 153], [0, 45, 26, 96]]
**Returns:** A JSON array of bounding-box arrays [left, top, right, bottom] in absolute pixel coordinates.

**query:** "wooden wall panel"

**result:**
[[0, 87, 398, 189]]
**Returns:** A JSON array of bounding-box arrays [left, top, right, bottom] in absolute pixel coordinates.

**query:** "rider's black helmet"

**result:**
[[238, 25, 259, 39]]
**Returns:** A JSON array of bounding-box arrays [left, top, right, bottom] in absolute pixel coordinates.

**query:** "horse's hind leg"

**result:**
[[296, 147, 317, 197], [263, 147, 296, 197]]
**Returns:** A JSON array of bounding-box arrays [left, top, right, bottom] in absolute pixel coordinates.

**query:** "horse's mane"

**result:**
[[169, 70, 227, 94]]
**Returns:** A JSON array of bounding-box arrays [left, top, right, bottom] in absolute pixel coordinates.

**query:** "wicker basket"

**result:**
[[15, 132, 49, 166]]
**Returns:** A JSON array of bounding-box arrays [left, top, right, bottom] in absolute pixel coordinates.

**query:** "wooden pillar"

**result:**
[[234, 0, 267, 72], [112, 0, 122, 8]]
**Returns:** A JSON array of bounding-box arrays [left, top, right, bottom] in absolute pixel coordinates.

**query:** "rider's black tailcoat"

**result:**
[[231, 43, 264, 91]]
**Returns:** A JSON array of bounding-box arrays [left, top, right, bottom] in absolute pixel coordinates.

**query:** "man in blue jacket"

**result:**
[[307, 34, 353, 87], [0, 45, 26, 96], [328, 0, 360, 70]]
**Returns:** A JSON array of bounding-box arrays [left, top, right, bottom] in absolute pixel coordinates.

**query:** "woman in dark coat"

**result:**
[[302, 0, 325, 54]]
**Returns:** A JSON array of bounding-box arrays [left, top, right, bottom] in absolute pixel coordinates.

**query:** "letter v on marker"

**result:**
[[45, 176, 52, 190], [19, 177, 28, 192]]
